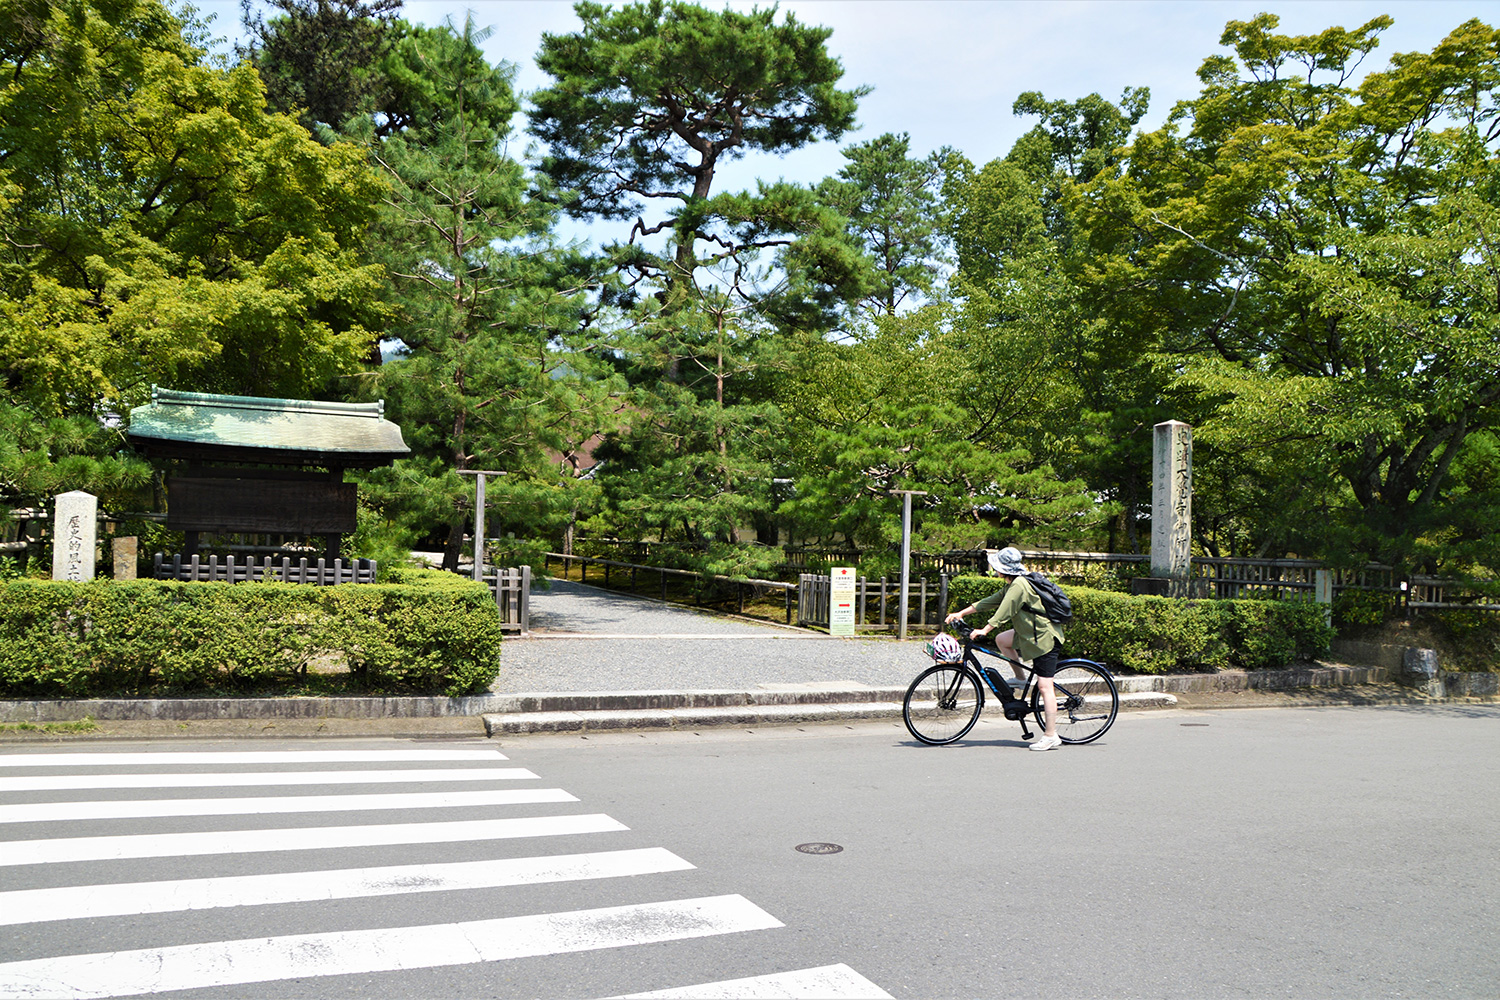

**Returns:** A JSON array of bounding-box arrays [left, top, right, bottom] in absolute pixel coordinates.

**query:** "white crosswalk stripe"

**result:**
[[0, 767, 540, 792], [0, 848, 697, 925], [0, 749, 509, 767], [0, 745, 890, 999], [0, 786, 576, 823], [608, 963, 895, 999], [2, 813, 629, 865], [0, 895, 784, 998]]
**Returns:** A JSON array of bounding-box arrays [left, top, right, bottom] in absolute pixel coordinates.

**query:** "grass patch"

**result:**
[[0, 716, 97, 734]]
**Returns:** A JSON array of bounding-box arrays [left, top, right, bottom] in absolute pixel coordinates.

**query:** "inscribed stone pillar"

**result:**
[[52, 491, 98, 581], [1151, 421, 1192, 597], [114, 536, 139, 580]]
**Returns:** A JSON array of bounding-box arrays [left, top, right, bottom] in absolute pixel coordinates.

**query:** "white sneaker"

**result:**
[[1029, 733, 1063, 751]]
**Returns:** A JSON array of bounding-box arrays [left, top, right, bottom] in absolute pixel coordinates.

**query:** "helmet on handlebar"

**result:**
[[925, 633, 963, 663]]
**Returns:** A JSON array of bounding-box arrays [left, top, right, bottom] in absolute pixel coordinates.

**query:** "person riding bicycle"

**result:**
[[943, 546, 1064, 751]]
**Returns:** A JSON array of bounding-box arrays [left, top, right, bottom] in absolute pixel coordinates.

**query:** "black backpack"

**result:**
[[1023, 572, 1073, 625]]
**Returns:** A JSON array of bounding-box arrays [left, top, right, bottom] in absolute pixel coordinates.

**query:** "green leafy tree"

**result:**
[[528, 0, 872, 564], [239, 0, 402, 136], [816, 132, 953, 320], [355, 17, 621, 571], [530, 0, 868, 310], [0, 0, 384, 509], [775, 301, 1099, 565], [1074, 14, 1500, 572], [944, 86, 1160, 552]]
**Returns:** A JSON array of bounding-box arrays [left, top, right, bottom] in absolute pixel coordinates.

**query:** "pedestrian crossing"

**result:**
[[0, 745, 892, 999]]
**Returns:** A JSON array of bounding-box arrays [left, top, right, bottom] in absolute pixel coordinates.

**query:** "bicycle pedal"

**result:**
[[1021, 732, 1035, 740]]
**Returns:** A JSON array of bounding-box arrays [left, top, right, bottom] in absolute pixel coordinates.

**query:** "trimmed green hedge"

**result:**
[[947, 575, 1334, 673], [0, 569, 502, 698]]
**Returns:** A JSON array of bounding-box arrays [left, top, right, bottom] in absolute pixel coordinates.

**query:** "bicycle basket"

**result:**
[[926, 633, 963, 663]]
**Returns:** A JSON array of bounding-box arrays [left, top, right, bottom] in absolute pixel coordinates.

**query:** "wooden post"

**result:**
[[520, 565, 531, 632]]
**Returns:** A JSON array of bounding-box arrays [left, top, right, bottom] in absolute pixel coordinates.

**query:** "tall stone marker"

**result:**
[[52, 491, 98, 581], [1151, 421, 1192, 597], [113, 536, 139, 580]]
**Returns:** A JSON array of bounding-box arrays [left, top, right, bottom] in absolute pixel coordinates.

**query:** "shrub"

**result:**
[[0, 573, 502, 698], [1333, 588, 1396, 629], [946, 574, 1333, 673]]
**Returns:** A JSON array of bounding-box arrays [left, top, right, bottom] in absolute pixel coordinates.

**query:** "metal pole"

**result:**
[[899, 492, 912, 640], [473, 472, 485, 582], [890, 490, 928, 641]]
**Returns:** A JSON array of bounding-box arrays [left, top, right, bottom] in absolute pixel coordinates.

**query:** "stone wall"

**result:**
[[1329, 638, 1497, 699]]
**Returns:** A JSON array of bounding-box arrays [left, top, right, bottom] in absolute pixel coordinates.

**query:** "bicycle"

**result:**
[[902, 621, 1119, 746]]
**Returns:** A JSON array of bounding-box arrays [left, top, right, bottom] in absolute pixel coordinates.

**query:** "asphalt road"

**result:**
[[2, 703, 1496, 998]]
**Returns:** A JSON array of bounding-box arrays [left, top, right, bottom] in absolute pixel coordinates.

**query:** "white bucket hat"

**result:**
[[987, 546, 1026, 577]]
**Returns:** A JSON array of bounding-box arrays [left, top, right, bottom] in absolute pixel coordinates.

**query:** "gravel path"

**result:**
[[496, 579, 929, 693]]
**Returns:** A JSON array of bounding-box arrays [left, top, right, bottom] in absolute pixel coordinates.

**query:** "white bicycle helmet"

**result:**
[[926, 633, 963, 663]]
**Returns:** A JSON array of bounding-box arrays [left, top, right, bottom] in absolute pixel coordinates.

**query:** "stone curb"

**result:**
[[2, 661, 1489, 728], [0, 695, 511, 724], [479, 691, 1180, 736]]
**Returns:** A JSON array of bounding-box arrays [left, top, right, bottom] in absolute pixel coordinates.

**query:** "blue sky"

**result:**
[[200, 0, 1497, 242]]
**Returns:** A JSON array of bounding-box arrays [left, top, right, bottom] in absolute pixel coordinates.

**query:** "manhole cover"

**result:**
[[794, 842, 844, 855]]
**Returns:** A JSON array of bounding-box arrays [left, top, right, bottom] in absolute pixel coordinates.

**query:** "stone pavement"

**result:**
[[498, 578, 919, 693]]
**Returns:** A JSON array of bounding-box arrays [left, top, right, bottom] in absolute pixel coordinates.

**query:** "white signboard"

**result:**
[[830, 566, 857, 637]]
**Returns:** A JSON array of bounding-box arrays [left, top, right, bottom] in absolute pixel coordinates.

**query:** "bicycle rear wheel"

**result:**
[[903, 665, 984, 745], [1032, 660, 1118, 744]]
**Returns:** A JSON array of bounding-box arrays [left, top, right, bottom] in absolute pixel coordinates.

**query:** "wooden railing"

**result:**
[[153, 552, 377, 585], [796, 573, 949, 632]]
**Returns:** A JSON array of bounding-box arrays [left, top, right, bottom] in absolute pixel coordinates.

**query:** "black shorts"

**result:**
[[1032, 646, 1061, 679]]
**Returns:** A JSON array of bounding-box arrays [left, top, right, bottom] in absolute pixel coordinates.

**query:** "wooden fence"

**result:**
[[153, 552, 377, 585], [796, 573, 949, 632], [1015, 550, 1500, 610], [483, 566, 531, 631]]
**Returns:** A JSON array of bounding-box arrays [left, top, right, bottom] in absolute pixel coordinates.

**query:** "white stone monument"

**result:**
[[52, 491, 98, 581], [1151, 421, 1192, 597]]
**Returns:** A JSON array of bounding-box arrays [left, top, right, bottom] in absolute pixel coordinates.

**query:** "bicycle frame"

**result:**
[[941, 625, 1116, 742], [964, 640, 1041, 739]]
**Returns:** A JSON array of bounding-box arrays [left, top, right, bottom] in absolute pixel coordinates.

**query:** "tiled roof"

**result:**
[[128, 388, 409, 466]]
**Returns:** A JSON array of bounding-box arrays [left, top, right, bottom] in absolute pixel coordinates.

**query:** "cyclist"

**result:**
[[943, 546, 1064, 751]]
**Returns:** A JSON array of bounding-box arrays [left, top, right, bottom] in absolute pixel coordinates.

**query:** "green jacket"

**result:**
[[974, 575, 1064, 660]]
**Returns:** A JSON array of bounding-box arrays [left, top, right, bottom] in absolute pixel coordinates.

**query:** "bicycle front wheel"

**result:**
[[903, 665, 984, 745], [1032, 660, 1118, 744]]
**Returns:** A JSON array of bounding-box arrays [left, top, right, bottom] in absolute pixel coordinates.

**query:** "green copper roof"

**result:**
[[128, 388, 409, 465]]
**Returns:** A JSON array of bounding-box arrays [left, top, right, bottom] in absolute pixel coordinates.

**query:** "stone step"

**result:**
[[480, 690, 1177, 736]]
